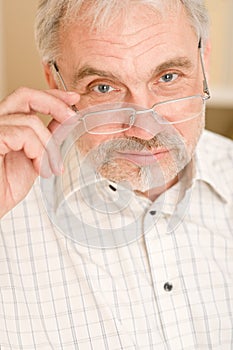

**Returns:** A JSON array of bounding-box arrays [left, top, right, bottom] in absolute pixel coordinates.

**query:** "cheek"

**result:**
[[76, 135, 99, 154], [174, 116, 205, 152], [76, 134, 113, 154]]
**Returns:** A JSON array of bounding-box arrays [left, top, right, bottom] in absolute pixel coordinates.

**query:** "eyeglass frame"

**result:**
[[50, 39, 211, 132]]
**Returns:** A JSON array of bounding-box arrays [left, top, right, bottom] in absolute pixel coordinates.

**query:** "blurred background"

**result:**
[[0, 0, 232, 139]]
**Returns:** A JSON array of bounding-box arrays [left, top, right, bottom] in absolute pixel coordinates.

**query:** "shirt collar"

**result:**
[[194, 131, 230, 203]]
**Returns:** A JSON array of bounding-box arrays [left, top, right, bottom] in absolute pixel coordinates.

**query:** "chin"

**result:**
[[99, 152, 188, 193]]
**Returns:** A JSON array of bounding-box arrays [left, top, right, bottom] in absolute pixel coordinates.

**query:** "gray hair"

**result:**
[[35, 0, 209, 63]]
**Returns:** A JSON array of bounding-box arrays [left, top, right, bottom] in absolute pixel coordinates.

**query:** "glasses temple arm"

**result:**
[[198, 39, 211, 98], [52, 61, 69, 92], [51, 61, 79, 112]]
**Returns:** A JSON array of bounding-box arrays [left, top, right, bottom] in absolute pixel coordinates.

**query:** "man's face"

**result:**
[[50, 3, 210, 197]]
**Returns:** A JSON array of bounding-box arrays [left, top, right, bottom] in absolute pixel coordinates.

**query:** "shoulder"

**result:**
[[195, 130, 233, 201], [197, 129, 233, 165]]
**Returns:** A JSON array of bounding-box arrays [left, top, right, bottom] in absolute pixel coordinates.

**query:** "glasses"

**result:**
[[51, 39, 210, 135]]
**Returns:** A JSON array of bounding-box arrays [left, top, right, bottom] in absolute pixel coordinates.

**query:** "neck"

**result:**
[[135, 175, 178, 201]]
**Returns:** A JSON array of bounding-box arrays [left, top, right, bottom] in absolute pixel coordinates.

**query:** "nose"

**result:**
[[123, 109, 166, 140], [123, 124, 155, 140]]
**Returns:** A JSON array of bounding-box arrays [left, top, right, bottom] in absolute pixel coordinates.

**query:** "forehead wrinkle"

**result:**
[[115, 24, 165, 48], [77, 21, 168, 53]]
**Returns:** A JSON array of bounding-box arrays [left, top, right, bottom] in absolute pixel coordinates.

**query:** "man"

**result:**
[[0, 0, 232, 349]]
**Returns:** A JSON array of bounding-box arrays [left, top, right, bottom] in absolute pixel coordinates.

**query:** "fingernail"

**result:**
[[67, 107, 78, 117]]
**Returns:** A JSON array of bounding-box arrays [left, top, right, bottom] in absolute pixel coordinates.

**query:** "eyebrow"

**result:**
[[72, 67, 119, 86], [153, 57, 193, 74], [72, 57, 193, 85]]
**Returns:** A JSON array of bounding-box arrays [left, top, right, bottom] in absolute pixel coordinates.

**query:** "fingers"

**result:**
[[0, 87, 82, 178], [0, 114, 63, 174], [45, 89, 79, 104], [48, 113, 82, 145], [0, 125, 56, 177], [0, 87, 80, 124]]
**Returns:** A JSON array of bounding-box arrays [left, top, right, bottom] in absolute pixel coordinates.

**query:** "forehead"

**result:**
[[59, 3, 197, 72]]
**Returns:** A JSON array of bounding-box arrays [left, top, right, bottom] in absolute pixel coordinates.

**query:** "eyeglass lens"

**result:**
[[82, 95, 205, 135]]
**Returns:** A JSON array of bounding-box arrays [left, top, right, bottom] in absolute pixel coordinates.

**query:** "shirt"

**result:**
[[0, 130, 232, 350]]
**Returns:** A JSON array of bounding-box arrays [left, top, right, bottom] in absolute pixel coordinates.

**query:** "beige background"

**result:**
[[0, 0, 233, 139]]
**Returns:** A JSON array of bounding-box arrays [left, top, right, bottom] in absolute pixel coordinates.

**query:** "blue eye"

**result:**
[[93, 84, 115, 94], [160, 73, 178, 83]]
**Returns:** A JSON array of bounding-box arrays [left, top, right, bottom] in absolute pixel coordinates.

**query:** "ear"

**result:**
[[43, 62, 58, 89]]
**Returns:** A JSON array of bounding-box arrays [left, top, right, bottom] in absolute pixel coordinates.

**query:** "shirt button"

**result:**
[[164, 282, 173, 292], [149, 210, 157, 216], [109, 184, 117, 192]]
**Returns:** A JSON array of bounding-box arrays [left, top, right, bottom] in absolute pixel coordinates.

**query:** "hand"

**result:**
[[0, 87, 80, 218]]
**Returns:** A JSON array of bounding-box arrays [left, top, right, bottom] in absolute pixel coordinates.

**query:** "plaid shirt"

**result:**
[[0, 130, 232, 349]]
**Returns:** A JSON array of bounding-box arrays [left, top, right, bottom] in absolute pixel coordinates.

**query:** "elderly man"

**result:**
[[0, 0, 232, 349]]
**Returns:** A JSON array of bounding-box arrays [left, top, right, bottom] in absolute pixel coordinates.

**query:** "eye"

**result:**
[[159, 73, 178, 83], [92, 84, 115, 94]]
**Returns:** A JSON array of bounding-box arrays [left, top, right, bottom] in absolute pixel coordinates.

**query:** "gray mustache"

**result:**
[[91, 131, 186, 165], [102, 131, 184, 152]]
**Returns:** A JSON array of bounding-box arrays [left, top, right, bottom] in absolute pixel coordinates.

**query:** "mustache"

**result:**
[[124, 133, 184, 150], [102, 131, 184, 151], [91, 130, 186, 164]]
